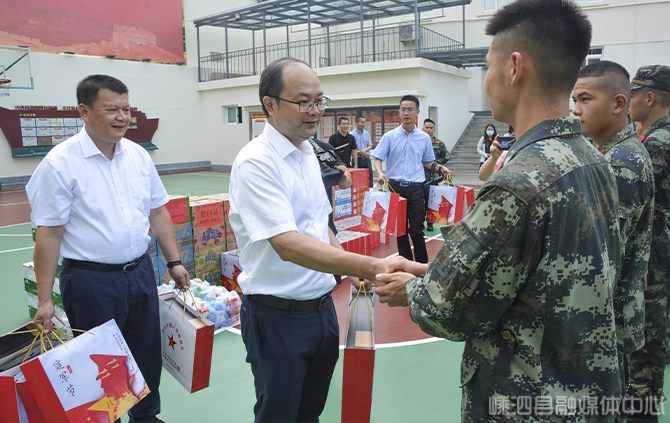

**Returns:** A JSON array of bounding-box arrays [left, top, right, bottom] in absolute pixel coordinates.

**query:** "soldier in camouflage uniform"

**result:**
[[627, 64, 670, 420], [375, 0, 624, 421], [422, 118, 450, 231], [422, 118, 450, 167], [571, 61, 655, 410]]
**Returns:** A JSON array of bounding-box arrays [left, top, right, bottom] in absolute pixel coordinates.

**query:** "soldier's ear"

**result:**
[[613, 93, 627, 116]]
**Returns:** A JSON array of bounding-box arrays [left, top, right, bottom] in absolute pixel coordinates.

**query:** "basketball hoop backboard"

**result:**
[[0, 45, 34, 89]]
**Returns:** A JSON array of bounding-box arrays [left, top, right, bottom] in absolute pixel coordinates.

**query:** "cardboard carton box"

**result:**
[[196, 269, 223, 286], [154, 246, 195, 285], [194, 246, 226, 274], [165, 195, 191, 225]]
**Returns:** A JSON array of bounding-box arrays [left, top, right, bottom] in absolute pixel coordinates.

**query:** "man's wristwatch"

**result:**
[[167, 260, 182, 269]]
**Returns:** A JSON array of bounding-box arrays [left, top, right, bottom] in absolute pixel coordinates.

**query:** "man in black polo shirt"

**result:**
[[328, 117, 358, 168]]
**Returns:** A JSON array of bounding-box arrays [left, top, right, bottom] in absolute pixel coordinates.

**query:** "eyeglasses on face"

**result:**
[[275, 96, 330, 112]]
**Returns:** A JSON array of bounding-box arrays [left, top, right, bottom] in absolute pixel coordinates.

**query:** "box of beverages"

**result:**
[[165, 195, 191, 225]]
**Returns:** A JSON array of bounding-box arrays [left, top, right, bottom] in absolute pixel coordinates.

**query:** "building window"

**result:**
[[226, 106, 242, 124], [482, 0, 510, 12], [583, 48, 603, 67]]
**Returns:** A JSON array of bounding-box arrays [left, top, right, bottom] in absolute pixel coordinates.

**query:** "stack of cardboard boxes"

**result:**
[[349, 169, 370, 216], [23, 259, 66, 321], [205, 193, 236, 251], [150, 195, 196, 284], [191, 197, 226, 285]]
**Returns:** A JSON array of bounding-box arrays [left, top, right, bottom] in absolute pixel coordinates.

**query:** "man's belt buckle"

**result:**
[[123, 256, 142, 273], [400, 181, 410, 187], [318, 295, 331, 311]]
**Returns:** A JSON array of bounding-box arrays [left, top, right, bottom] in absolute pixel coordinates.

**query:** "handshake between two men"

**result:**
[[353, 256, 429, 308]]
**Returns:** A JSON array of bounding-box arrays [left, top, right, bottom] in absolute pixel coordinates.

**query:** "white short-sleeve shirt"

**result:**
[[228, 123, 335, 300], [26, 126, 169, 263]]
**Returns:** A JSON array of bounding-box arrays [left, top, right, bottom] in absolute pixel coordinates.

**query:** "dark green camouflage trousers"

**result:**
[[629, 224, 670, 401]]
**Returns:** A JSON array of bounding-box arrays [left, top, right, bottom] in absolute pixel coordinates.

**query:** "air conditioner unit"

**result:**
[[399, 25, 415, 43]]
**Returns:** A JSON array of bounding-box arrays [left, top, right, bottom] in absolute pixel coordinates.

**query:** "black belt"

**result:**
[[389, 179, 423, 187], [63, 253, 147, 273], [247, 293, 332, 312]]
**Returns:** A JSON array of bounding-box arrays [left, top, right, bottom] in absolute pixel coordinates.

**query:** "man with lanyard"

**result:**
[[328, 116, 358, 168], [27, 74, 190, 423], [627, 64, 670, 421], [351, 115, 374, 188], [229, 57, 397, 422], [309, 135, 353, 288], [571, 61, 654, 417], [421, 118, 450, 231], [372, 95, 451, 263]]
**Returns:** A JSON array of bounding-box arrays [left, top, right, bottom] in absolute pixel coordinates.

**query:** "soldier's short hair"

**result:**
[[649, 89, 670, 109], [485, 0, 592, 96], [578, 60, 631, 103], [423, 118, 435, 126], [259, 57, 310, 116]]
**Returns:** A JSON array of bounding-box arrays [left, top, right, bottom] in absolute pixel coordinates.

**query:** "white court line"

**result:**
[[0, 202, 29, 207], [0, 234, 31, 237], [0, 246, 34, 254], [219, 323, 441, 349], [0, 222, 30, 228]]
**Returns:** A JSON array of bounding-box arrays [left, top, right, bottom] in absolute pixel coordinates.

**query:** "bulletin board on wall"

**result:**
[[320, 106, 401, 145], [250, 113, 267, 138]]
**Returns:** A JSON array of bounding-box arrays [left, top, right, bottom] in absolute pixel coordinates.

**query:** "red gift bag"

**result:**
[[360, 188, 407, 237], [20, 319, 150, 423], [0, 367, 33, 423], [427, 178, 475, 225], [158, 292, 214, 393], [341, 285, 376, 423]]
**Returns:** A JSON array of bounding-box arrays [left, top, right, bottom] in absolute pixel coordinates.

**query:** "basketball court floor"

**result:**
[[2, 171, 669, 422]]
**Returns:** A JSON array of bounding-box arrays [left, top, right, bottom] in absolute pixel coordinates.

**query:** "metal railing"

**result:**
[[199, 25, 464, 82]]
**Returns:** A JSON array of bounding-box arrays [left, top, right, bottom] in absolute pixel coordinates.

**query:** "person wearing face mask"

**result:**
[[477, 124, 497, 169]]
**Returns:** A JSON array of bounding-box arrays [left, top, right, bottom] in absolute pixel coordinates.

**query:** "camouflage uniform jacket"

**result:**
[[432, 137, 450, 165], [597, 124, 654, 354], [425, 137, 450, 180], [406, 117, 622, 421], [641, 116, 670, 262]]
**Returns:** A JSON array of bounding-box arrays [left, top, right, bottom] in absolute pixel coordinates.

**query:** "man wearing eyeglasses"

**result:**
[[229, 57, 397, 422]]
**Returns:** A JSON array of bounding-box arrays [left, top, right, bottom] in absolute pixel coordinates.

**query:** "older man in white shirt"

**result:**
[[27, 74, 189, 423], [229, 58, 395, 422]]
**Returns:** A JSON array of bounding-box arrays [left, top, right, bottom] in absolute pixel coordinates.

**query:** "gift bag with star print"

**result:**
[[158, 292, 214, 393], [19, 319, 149, 423]]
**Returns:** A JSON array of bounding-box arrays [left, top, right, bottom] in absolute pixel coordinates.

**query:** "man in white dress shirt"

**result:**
[[26, 74, 189, 423], [229, 57, 395, 422]]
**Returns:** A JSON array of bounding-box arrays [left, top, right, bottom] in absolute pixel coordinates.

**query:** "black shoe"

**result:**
[[426, 223, 434, 231]]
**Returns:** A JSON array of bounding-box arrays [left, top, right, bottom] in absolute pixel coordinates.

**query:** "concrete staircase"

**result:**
[[446, 112, 509, 186]]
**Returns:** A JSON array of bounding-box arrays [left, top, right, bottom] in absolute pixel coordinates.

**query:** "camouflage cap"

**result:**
[[631, 65, 670, 92]]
